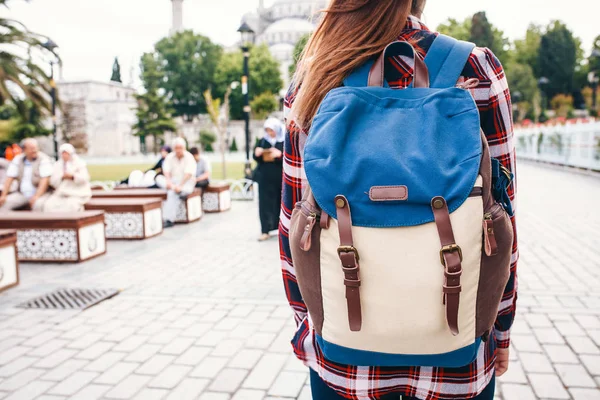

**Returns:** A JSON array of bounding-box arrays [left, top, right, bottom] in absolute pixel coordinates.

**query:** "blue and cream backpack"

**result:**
[[289, 35, 514, 367]]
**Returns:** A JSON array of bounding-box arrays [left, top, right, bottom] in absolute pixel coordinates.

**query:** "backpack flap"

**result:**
[[304, 87, 482, 228]]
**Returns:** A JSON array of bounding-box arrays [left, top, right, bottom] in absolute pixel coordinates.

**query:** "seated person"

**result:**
[[44, 143, 92, 212], [0, 138, 52, 212], [120, 145, 171, 187], [156, 138, 196, 228], [189, 147, 212, 190]]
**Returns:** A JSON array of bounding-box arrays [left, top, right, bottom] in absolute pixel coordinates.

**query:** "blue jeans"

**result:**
[[309, 369, 496, 400]]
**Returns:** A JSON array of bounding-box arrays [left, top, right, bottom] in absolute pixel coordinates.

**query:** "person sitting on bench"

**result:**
[[0, 138, 52, 212], [44, 143, 92, 212], [156, 138, 196, 228], [120, 145, 171, 187], [189, 147, 211, 191]]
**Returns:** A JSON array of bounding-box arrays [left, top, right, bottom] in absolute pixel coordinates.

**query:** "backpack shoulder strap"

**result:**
[[343, 60, 375, 87], [424, 34, 476, 88]]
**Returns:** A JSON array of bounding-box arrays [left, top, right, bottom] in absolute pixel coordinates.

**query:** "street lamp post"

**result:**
[[42, 39, 59, 160], [589, 49, 600, 113], [538, 77, 549, 122], [512, 91, 522, 122], [237, 22, 255, 179]]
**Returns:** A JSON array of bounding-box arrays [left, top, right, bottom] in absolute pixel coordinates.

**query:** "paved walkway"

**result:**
[[0, 162, 599, 400]]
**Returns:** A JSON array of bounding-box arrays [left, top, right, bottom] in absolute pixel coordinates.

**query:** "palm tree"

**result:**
[[204, 87, 232, 180], [0, 1, 57, 120]]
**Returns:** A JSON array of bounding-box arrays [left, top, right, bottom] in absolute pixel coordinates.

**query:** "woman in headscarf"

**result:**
[[44, 143, 92, 212], [253, 117, 285, 241]]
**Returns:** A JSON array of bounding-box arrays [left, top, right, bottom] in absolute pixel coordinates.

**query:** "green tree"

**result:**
[[204, 88, 231, 179], [154, 31, 223, 121], [537, 21, 579, 99], [505, 62, 539, 121], [214, 44, 282, 120], [0, 8, 57, 120], [229, 137, 238, 152], [250, 92, 278, 120], [0, 100, 51, 144], [550, 94, 574, 118], [513, 24, 542, 75], [199, 130, 216, 152], [437, 18, 470, 41], [590, 35, 600, 73], [289, 34, 310, 77], [437, 14, 508, 63], [132, 53, 177, 153], [469, 12, 495, 50], [469, 12, 509, 63], [110, 57, 122, 83]]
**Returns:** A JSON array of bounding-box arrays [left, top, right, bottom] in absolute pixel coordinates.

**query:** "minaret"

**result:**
[[171, 0, 184, 34], [257, 0, 265, 34]]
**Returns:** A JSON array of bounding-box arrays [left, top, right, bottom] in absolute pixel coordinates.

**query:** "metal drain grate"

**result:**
[[17, 288, 120, 310]]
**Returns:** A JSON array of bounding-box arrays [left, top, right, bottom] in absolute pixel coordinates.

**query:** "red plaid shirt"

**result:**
[[279, 16, 518, 400]]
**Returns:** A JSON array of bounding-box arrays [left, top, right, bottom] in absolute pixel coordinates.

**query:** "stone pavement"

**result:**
[[0, 162, 599, 400]]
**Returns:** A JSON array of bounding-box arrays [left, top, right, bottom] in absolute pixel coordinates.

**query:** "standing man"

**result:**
[[0, 138, 53, 211], [158, 137, 196, 228], [189, 147, 211, 191]]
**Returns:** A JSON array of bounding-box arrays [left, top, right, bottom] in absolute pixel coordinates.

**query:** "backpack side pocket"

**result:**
[[475, 203, 514, 337], [290, 198, 325, 335]]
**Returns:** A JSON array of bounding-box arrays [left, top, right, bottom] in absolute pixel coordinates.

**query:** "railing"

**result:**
[[514, 120, 600, 171]]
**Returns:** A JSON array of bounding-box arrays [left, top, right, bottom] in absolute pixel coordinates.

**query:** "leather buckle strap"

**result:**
[[338, 245, 360, 262], [431, 196, 462, 336], [335, 195, 362, 332], [439, 244, 463, 266]]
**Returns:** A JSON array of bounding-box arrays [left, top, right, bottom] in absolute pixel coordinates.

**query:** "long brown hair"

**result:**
[[292, 0, 425, 129]]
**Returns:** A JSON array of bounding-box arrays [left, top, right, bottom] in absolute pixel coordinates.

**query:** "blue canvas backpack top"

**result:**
[[288, 35, 515, 368]]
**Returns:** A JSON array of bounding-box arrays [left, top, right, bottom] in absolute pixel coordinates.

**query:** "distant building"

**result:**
[[51, 81, 140, 156], [242, 0, 327, 93]]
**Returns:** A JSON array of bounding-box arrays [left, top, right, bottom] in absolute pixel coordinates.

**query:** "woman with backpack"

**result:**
[[279, 1, 518, 399]]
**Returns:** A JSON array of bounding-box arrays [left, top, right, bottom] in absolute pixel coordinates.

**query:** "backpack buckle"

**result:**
[[439, 244, 462, 266], [337, 246, 360, 262]]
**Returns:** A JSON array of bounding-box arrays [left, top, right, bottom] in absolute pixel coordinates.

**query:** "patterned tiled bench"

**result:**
[[0, 212, 106, 263], [175, 189, 202, 223], [0, 230, 18, 293], [202, 183, 232, 213], [85, 198, 163, 240]]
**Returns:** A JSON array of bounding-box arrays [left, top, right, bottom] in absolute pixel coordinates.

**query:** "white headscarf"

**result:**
[[263, 117, 285, 146], [60, 143, 75, 156], [58, 143, 79, 173]]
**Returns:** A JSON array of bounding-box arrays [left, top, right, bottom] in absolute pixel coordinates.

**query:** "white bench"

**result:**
[[175, 189, 202, 223], [0, 230, 18, 293], [85, 198, 163, 240], [202, 183, 232, 213], [0, 211, 107, 263]]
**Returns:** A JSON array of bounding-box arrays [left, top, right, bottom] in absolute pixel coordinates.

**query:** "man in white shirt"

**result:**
[[0, 138, 53, 211], [157, 137, 196, 227]]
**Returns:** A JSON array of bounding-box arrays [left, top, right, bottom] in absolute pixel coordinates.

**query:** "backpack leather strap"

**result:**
[[335, 195, 362, 332], [431, 196, 462, 336], [368, 41, 429, 88]]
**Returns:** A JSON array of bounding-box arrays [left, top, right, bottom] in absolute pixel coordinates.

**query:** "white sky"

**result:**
[[5, 0, 598, 87]]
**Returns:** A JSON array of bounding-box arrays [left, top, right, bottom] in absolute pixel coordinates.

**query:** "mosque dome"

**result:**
[[263, 18, 314, 45], [269, 42, 295, 62], [269, 0, 327, 20]]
